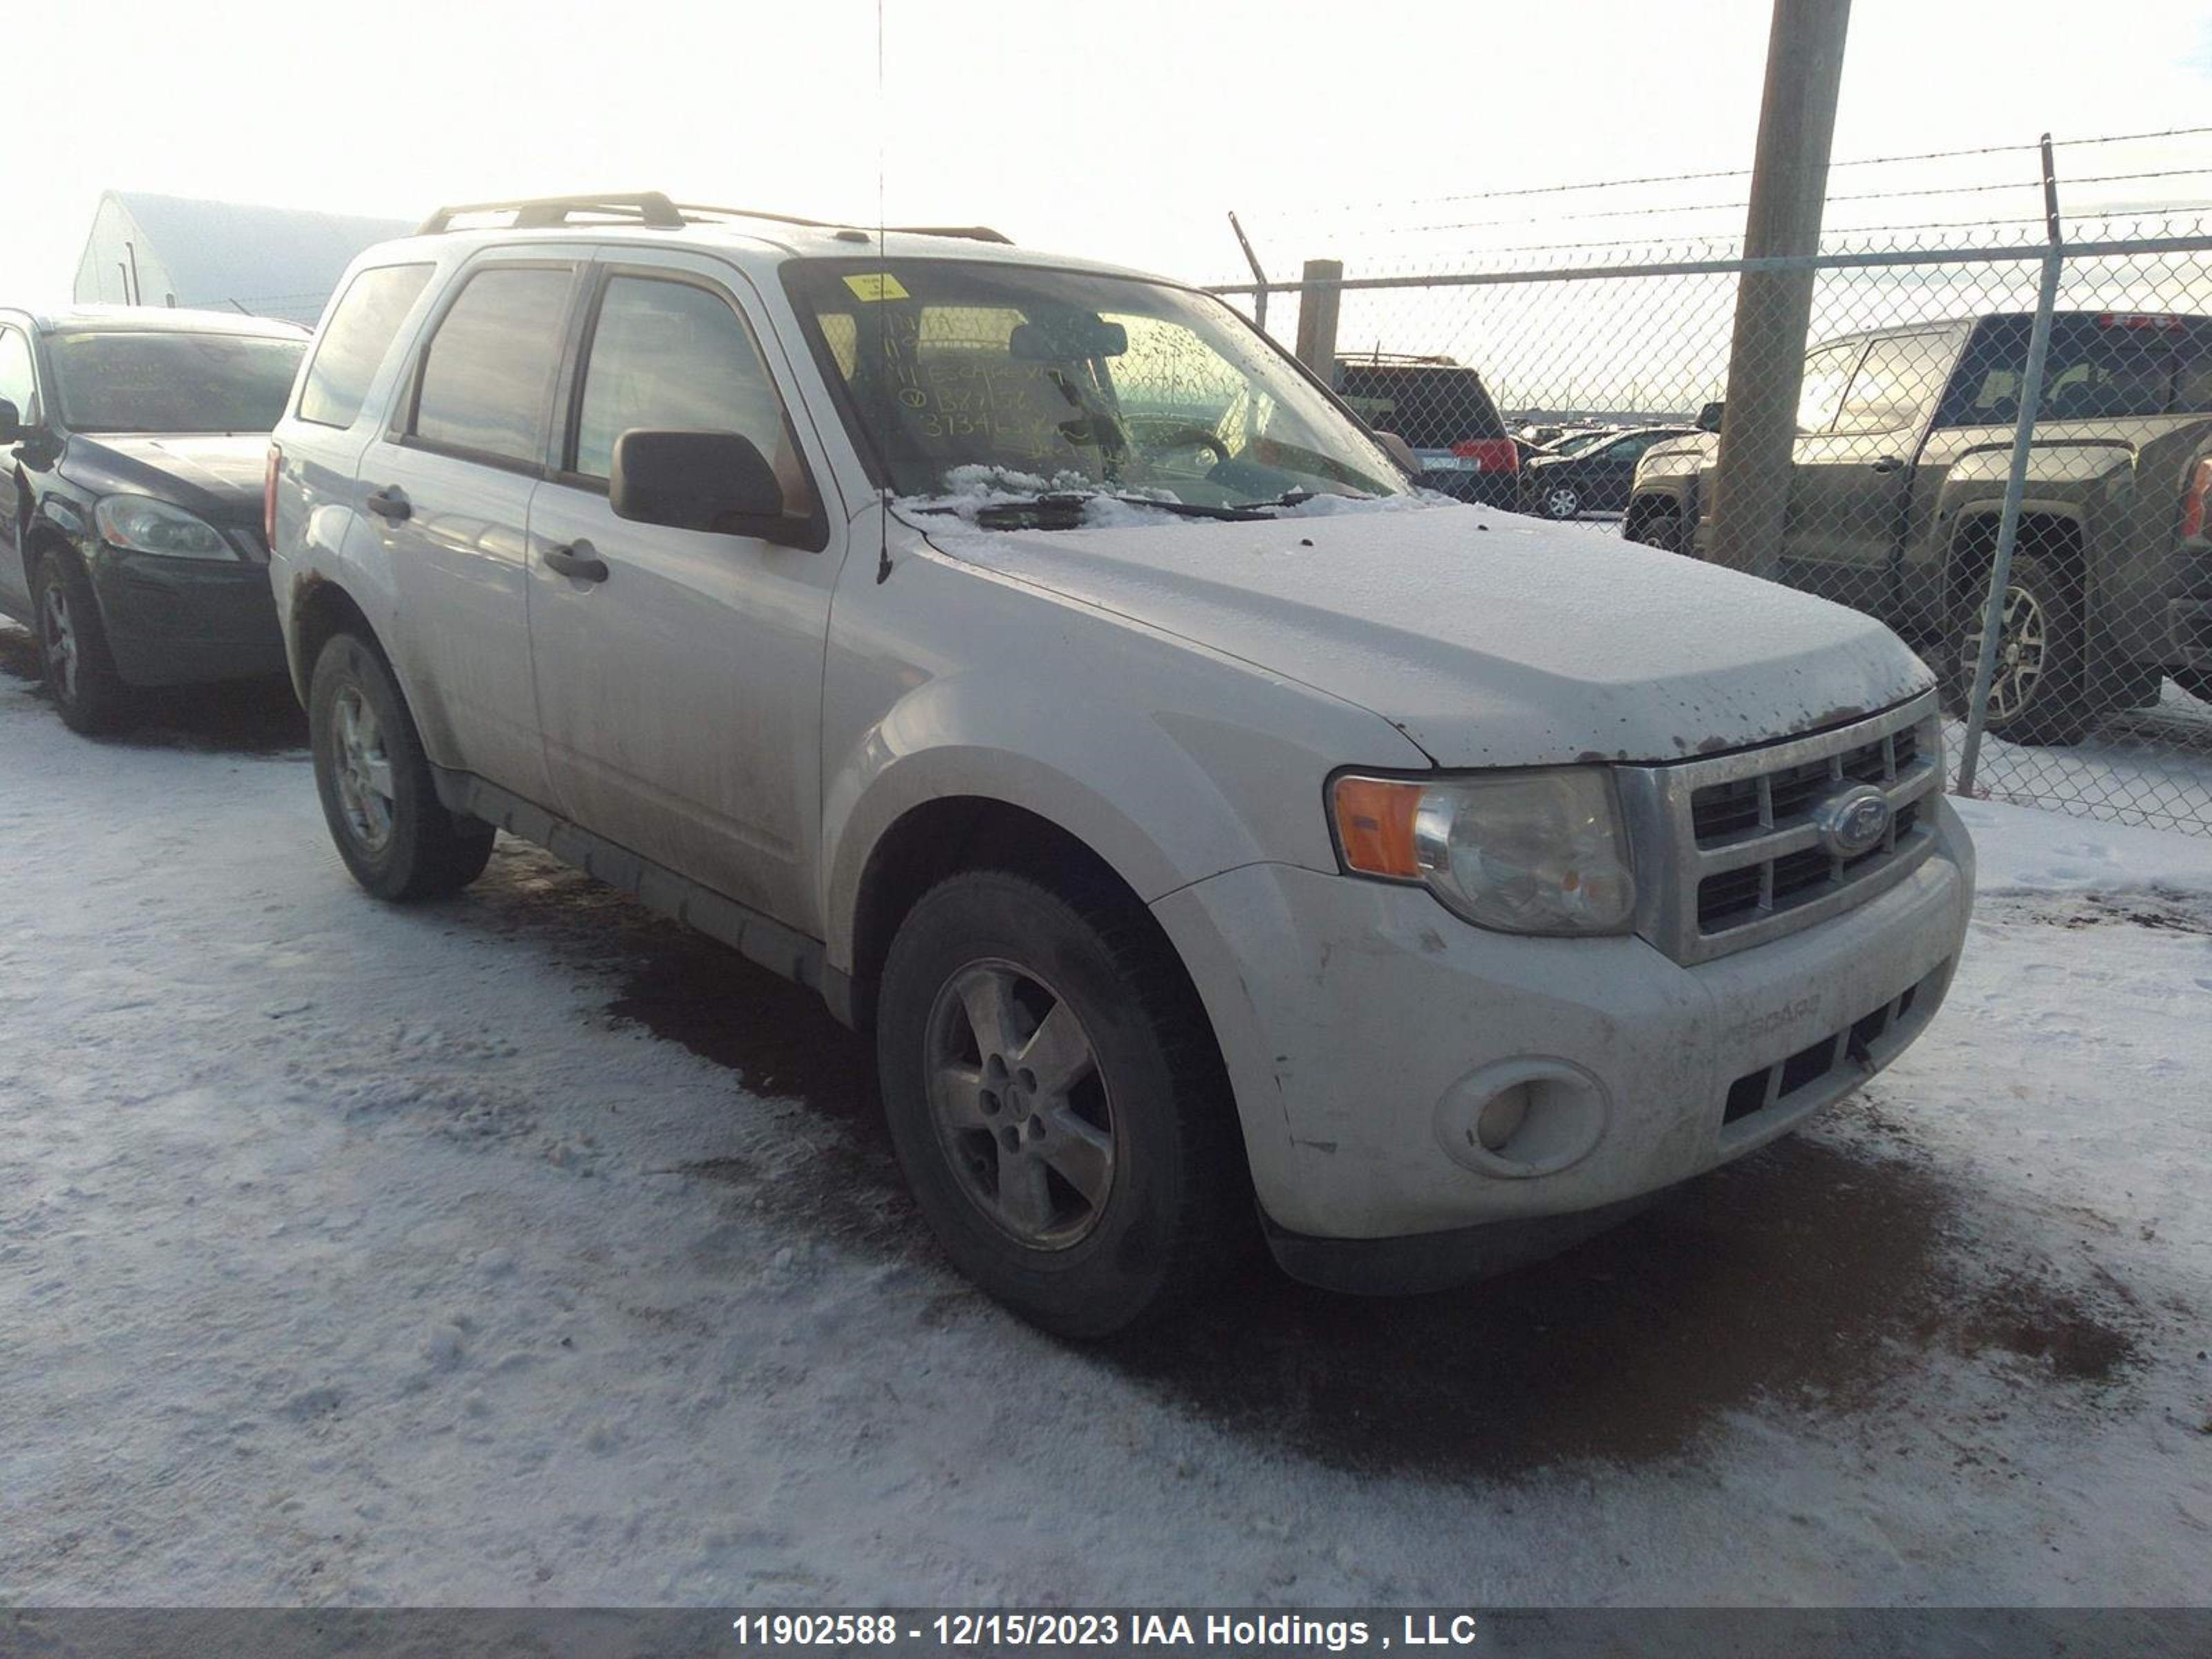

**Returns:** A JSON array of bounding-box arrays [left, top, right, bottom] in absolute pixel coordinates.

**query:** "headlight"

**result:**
[[1331, 767, 1636, 935], [93, 495, 240, 560]]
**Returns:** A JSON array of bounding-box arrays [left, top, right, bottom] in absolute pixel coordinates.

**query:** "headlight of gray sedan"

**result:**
[[1331, 767, 1636, 935]]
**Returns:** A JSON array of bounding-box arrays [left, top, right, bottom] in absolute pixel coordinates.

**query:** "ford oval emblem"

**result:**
[[1811, 783, 1892, 859]]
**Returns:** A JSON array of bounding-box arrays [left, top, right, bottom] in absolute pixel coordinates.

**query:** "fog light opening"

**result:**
[[1475, 1083, 1533, 1153], [1435, 1058, 1611, 1179]]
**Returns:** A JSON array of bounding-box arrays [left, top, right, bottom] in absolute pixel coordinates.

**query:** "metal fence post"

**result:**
[[1228, 212, 1270, 334], [1956, 138, 2064, 800], [1294, 259, 1342, 375]]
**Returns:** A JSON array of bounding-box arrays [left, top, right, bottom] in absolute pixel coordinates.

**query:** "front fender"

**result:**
[[819, 662, 1401, 971]]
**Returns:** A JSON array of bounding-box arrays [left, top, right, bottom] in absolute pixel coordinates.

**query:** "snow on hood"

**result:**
[[916, 497, 1933, 767]]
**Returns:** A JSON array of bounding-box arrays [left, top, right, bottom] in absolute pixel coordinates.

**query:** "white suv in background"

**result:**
[[265, 193, 1973, 1336]]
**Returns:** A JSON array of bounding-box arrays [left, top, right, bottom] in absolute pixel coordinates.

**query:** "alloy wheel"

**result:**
[[330, 686, 397, 852], [1960, 581, 2047, 722], [924, 959, 1116, 1249], [39, 583, 77, 704], [1547, 486, 1581, 518]]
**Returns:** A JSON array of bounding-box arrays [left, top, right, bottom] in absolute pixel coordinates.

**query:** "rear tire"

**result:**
[[874, 867, 1248, 1338], [1634, 507, 1687, 555], [33, 553, 133, 735], [308, 632, 494, 901], [1943, 552, 2092, 747]]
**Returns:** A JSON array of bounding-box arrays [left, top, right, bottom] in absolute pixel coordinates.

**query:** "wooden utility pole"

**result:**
[[1706, 0, 1853, 578], [1294, 259, 1343, 375]]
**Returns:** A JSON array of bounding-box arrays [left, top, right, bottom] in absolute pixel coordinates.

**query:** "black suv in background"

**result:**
[[1332, 353, 1519, 507], [0, 307, 306, 733]]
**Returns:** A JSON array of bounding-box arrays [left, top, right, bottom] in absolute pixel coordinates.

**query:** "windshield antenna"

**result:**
[[873, 0, 894, 584]]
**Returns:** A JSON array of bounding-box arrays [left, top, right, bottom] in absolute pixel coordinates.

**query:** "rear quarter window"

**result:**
[[299, 263, 433, 429]]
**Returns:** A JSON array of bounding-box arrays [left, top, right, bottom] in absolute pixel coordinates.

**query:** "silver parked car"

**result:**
[[266, 193, 1974, 1336]]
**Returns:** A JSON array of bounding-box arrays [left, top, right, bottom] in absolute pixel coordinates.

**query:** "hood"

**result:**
[[60, 434, 270, 523], [922, 503, 1932, 767]]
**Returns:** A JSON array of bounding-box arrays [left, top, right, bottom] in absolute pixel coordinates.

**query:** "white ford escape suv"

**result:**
[[266, 192, 1974, 1337]]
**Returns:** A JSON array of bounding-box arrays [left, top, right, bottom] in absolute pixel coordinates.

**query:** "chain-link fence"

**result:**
[[1212, 221, 2212, 836]]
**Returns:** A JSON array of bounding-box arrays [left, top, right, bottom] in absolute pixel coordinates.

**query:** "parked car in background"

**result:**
[[1520, 424, 1696, 519], [1627, 311, 2212, 743], [1542, 427, 1616, 456], [1332, 353, 1519, 507], [0, 306, 306, 733], [269, 193, 1971, 1337]]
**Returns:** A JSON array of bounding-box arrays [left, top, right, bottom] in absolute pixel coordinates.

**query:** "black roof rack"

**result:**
[[414, 192, 1012, 245]]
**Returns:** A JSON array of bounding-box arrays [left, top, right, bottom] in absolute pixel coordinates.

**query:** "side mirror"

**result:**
[[0, 399, 21, 444], [1374, 429, 1421, 476], [610, 429, 806, 545], [1696, 400, 1725, 433]]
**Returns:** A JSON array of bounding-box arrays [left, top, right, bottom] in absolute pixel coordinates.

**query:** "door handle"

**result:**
[[1868, 456, 1903, 474], [542, 539, 609, 583], [363, 485, 411, 522]]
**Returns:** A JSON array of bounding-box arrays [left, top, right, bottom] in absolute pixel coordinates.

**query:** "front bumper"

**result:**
[[1150, 796, 1974, 1271], [90, 545, 288, 686]]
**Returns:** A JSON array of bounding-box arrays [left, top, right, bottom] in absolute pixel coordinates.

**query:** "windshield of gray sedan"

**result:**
[[49, 330, 306, 435], [785, 259, 1409, 509]]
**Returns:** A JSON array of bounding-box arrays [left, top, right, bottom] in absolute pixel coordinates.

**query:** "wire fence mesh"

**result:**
[[1212, 221, 2212, 836]]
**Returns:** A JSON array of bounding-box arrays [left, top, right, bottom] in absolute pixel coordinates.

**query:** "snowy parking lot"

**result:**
[[2, 620, 2210, 1607]]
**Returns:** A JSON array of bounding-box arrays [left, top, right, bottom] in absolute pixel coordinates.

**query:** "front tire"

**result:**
[[1543, 483, 1582, 520], [33, 554, 133, 735], [308, 632, 494, 901], [1944, 552, 2092, 747], [874, 868, 1246, 1338]]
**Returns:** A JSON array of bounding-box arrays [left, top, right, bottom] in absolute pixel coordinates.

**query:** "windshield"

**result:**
[[783, 259, 1409, 511], [48, 330, 306, 435]]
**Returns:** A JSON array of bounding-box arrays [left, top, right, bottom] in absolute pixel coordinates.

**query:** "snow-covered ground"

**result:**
[[1954, 682, 2212, 838], [1, 621, 2209, 1607]]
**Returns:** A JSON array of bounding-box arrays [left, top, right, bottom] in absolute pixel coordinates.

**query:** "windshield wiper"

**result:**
[[1224, 489, 1326, 512], [915, 489, 1273, 529]]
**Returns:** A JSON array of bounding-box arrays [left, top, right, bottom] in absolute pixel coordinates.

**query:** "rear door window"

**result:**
[[407, 264, 574, 465], [299, 263, 433, 429], [1834, 333, 1953, 434]]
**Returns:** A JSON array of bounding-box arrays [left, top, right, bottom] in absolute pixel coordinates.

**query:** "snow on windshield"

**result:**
[[896, 464, 1453, 532]]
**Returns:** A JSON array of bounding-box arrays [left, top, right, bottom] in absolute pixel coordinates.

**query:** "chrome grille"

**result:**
[[1617, 692, 1943, 966]]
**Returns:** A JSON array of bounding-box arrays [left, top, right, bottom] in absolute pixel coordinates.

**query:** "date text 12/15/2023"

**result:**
[[727, 1613, 1483, 1649]]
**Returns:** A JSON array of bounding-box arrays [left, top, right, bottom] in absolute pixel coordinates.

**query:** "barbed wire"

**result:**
[[1275, 128, 2212, 219]]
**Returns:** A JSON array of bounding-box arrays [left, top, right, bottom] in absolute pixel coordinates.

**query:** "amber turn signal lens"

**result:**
[[1332, 776, 1425, 879]]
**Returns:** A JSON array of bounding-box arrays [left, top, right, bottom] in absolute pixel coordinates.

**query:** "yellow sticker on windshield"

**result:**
[[843, 272, 910, 302]]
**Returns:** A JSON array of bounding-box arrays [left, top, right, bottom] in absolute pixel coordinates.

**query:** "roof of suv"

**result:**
[[370, 195, 1169, 286], [3, 304, 310, 338]]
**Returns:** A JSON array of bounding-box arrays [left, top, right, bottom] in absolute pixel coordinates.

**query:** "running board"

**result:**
[[429, 767, 854, 1026]]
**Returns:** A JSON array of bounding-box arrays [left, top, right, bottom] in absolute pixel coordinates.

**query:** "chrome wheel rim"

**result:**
[[924, 959, 1116, 1250], [330, 686, 397, 852], [1962, 583, 2047, 722], [1548, 487, 1580, 518], [39, 584, 76, 704]]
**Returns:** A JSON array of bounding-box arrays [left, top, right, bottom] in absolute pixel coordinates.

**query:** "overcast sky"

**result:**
[[9, 0, 2212, 306]]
